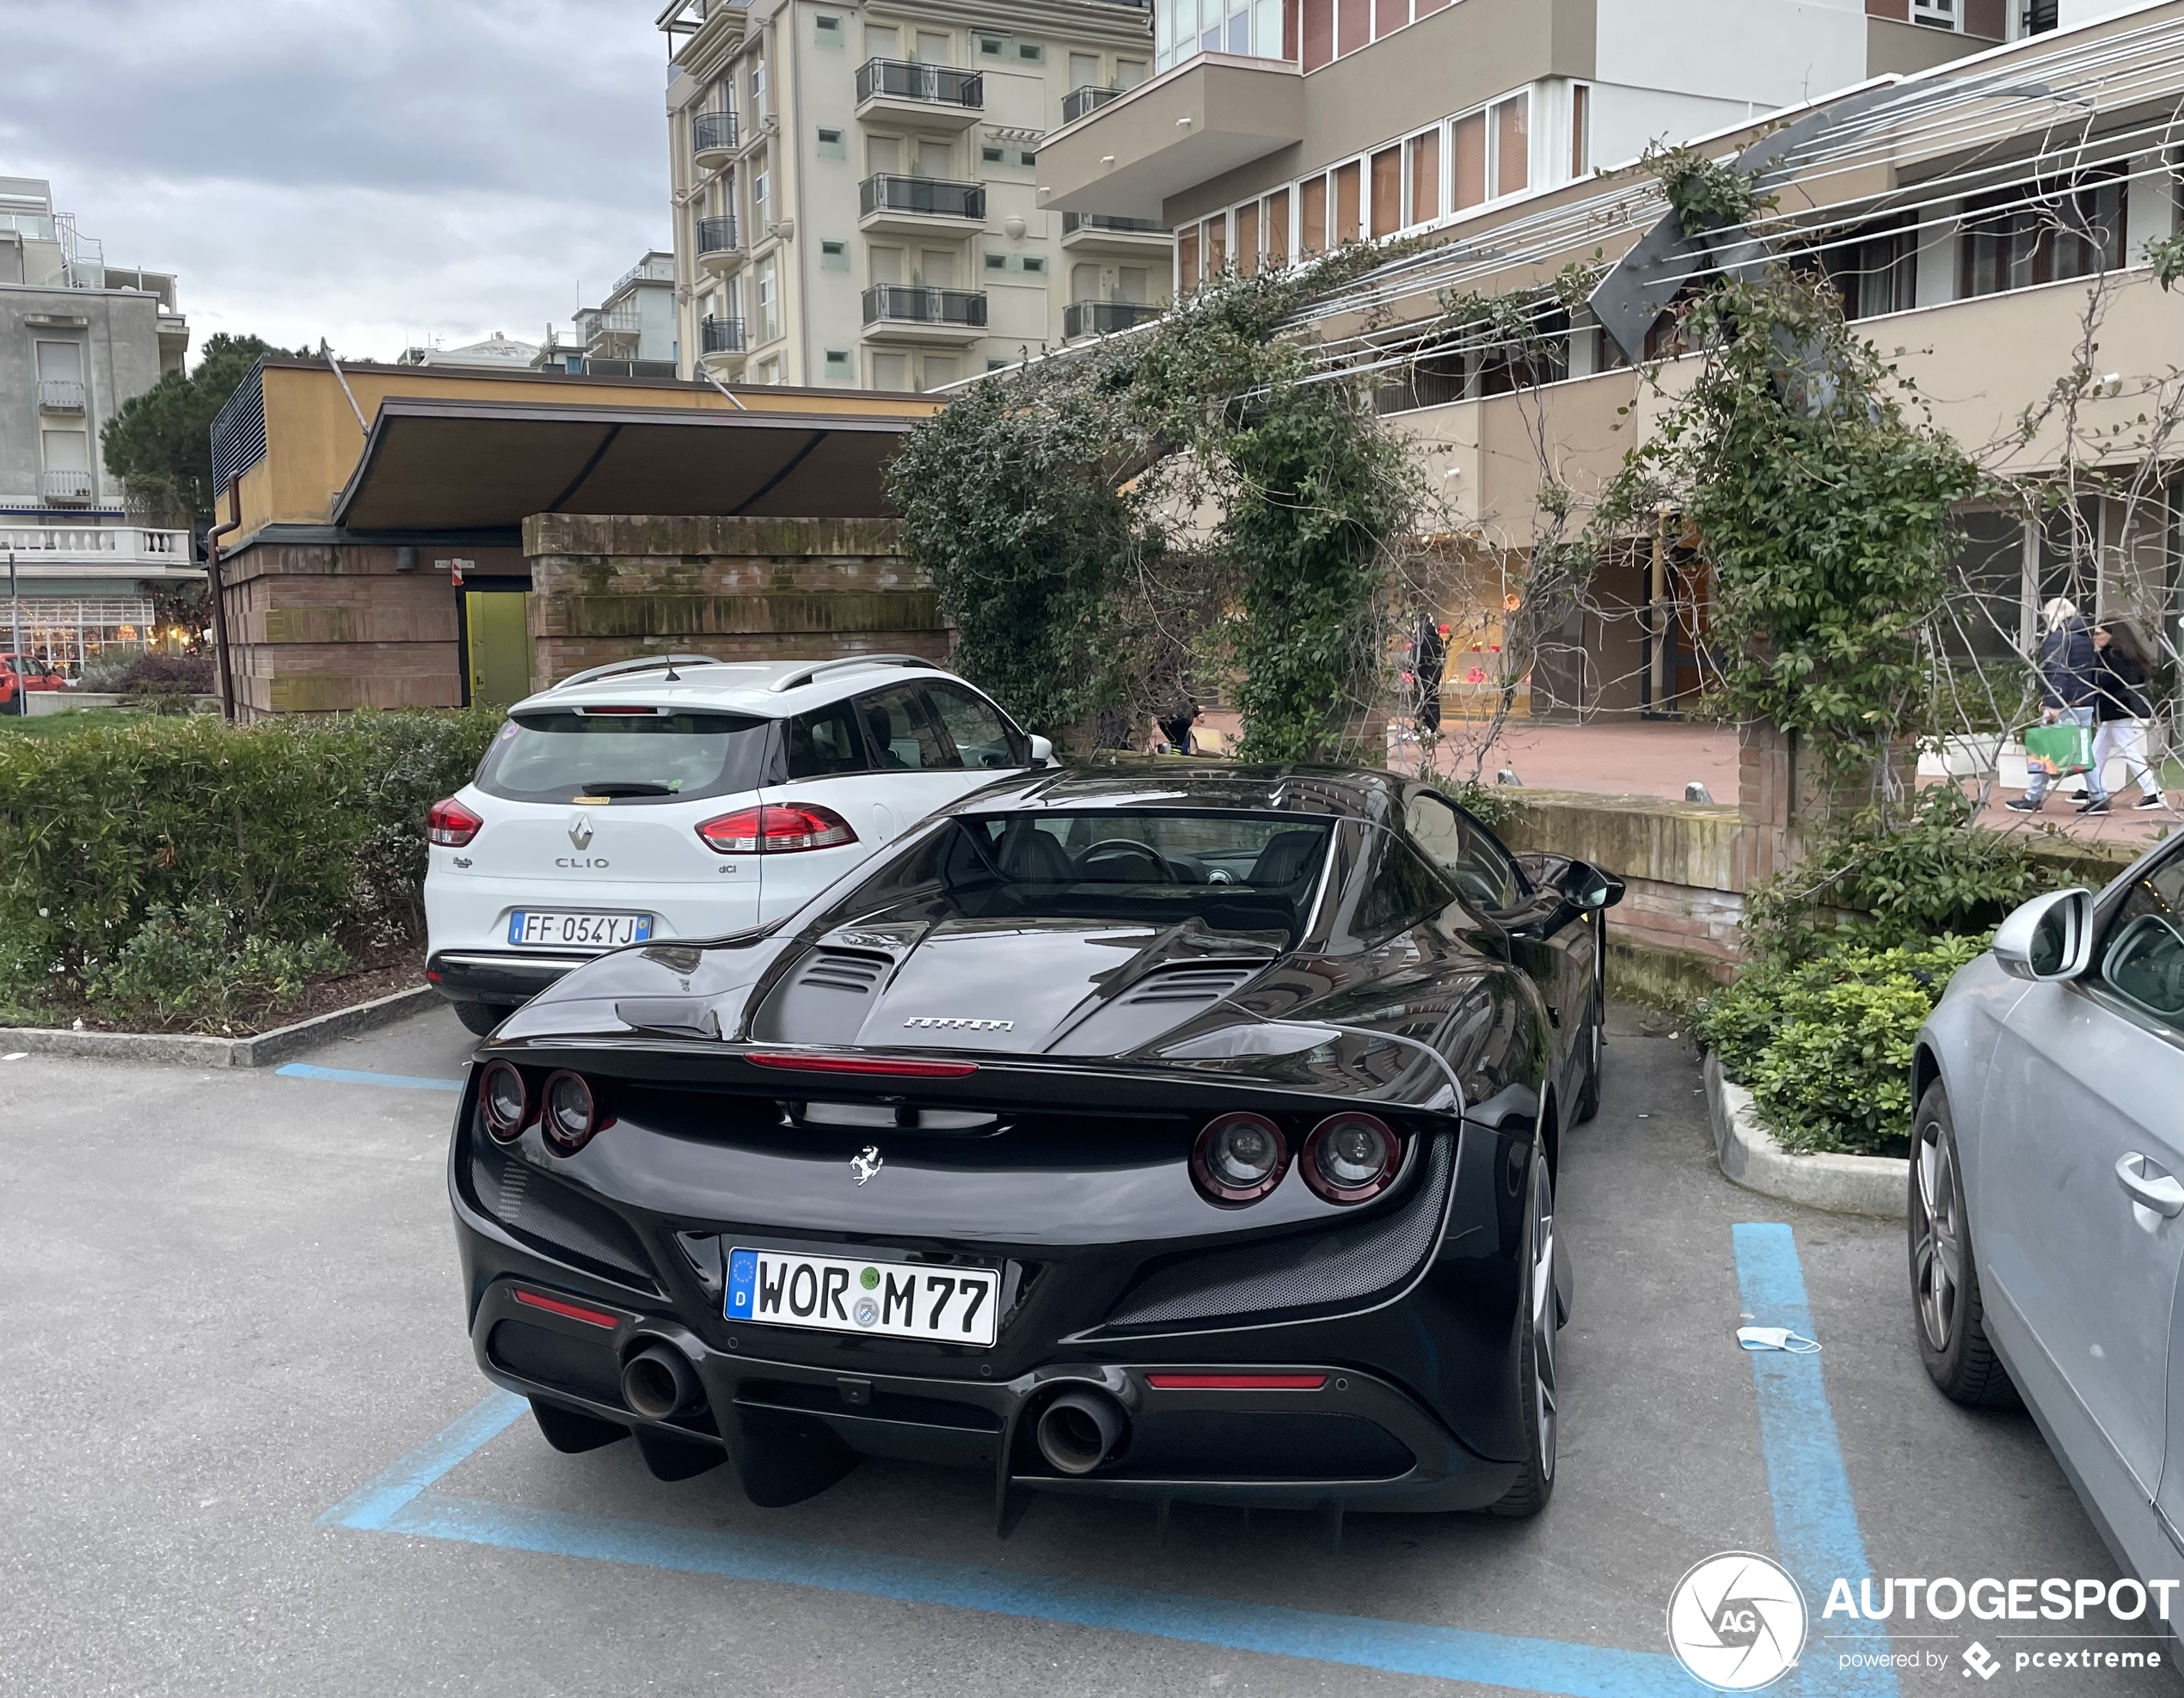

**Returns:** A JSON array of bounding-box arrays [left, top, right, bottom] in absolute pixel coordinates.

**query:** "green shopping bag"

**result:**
[[2023, 720, 2093, 777]]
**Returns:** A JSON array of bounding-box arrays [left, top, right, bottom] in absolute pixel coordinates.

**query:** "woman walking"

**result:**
[[2008, 598, 2108, 813], [2092, 620, 2168, 811]]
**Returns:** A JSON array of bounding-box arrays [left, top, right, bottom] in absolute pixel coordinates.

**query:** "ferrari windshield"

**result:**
[[931, 811, 1334, 942]]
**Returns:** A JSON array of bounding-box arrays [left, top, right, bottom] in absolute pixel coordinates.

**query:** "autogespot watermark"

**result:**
[[1669, 1556, 2175, 1689]]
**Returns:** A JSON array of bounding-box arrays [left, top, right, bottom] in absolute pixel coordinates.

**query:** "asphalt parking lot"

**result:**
[[0, 1004, 2166, 1698]]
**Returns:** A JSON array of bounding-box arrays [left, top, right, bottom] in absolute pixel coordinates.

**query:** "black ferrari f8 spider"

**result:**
[[450, 765, 1623, 1524]]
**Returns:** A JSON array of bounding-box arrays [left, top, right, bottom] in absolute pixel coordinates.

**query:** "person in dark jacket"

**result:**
[[2009, 597, 2109, 812], [2091, 620, 2167, 810]]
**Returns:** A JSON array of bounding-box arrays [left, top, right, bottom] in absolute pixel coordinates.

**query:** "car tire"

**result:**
[[453, 1001, 515, 1038], [1909, 1082, 2018, 1409], [1488, 1130, 1559, 1517]]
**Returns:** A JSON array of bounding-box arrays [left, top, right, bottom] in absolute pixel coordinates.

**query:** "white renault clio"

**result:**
[[423, 653, 1047, 1033]]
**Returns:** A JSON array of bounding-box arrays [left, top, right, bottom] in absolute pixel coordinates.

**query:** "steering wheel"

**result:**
[[1077, 838, 1179, 883]]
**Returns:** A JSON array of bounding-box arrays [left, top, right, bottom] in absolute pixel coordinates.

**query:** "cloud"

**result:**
[[0, 0, 672, 359]]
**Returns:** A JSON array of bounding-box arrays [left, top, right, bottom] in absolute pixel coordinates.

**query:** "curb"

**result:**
[[0, 984, 445, 1070], [1703, 1051, 1908, 1219]]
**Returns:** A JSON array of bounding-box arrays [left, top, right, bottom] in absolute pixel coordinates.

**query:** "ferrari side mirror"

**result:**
[[1568, 861, 1624, 911], [1993, 887, 2094, 983]]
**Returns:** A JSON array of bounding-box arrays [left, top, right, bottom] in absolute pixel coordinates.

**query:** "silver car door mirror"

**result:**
[[1992, 887, 2095, 983]]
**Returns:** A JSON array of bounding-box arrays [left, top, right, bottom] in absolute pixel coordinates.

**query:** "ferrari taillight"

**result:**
[[1302, 1113, 1403, 1204], [696, 803, 857, 855], [479, 1060, 528, 1142], [1189, 1113, 1290, 1206], [427, 795, 482, 848]]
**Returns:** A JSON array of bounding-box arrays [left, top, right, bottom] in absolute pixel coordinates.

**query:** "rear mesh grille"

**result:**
[[1121, 965, 1261, 1006], [1100, 1131, 1454, 1332], [797, 950, 889, 994]]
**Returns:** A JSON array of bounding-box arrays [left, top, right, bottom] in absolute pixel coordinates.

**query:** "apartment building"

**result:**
[[535, 252, 681, 377], [1038, 0, 2048, 291], [0, 175, 196, 671], [1120, 1, 2183, 726], [659, 0, 1174, 391]]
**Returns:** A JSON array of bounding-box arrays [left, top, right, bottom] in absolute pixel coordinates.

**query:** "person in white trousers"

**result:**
[[2091, 621, 2168, 811]]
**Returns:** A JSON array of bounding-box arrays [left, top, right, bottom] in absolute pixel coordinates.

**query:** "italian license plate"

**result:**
[[727, 1247, 1000, 1347], [507, 910, 653, 948]]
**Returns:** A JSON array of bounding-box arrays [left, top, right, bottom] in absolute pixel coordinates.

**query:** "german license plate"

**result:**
[[727, 1247, 1000, 1346], [507, 910, 653, 948]]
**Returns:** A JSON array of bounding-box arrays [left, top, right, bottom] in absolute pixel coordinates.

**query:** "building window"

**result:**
[[748, 61, 769, 122], [1178, 224, 1199, 292], [1154, 0, 1285, 73], [758, 356, 782, 384], [1571, 83, 1591, 180], [1236, 199, 1260, 273], [1406, 129, 1439, 226], [983, 144, 1005, 163], [1265, 187, 1290, 261], [1299, 175, 1328, 254], [1494, 95, 1529, 199], [824, 348, 853, 380], [1827, 219, 1917, 321], [820, 239, 850, 272], [1370, 144, 1401, 238], [1204, 214, 1228, 274], [818, 127, 846, 159], [920, 354, 960, 390], [1022, 254, 1045, 273], [1911, 0, 1960, 28], [753, 169, 770, 232], [1333, 160, 1361, 244], [814, 12, 843, 44], [873, 352, 911, 390], [1452, 110, 1486, 211], [1960, 172, 2127, 297], [755, 256, 781, 342]]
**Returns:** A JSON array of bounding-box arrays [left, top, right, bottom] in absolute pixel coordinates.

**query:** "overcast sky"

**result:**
[[0, 0, 671, 365]]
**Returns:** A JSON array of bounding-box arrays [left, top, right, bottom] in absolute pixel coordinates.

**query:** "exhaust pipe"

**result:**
[[1035, 1387, 1129, 1475], [622, 1342, 703, 1419]]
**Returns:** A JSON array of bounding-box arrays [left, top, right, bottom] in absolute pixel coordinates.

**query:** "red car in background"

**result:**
[[0, 654, 68, 714]]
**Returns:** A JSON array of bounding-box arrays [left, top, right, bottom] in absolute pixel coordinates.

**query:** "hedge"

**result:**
[[0, 710, 502, 999], [1692, 934, 1990, 1157]]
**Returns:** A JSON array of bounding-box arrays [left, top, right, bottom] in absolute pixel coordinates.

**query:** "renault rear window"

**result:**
[[475, 709, 773, 806]]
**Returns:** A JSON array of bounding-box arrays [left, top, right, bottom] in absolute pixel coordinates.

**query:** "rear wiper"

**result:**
[[572, 782, 677, 798]]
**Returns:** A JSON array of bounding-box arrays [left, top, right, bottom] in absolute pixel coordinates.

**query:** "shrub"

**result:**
[[0, 708, 501, 1003], [87, 900, 348, 1028], [1694, 934, 1989, 1156]]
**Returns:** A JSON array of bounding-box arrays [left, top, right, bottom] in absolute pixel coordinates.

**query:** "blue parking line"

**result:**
[[1733, 1222, 1895, 1696], [320, 1391, 1691, 1695], [318, 1229, 1887, 1695], [275, 1063, 464, 1092]]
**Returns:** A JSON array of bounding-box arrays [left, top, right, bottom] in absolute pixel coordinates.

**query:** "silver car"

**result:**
[[1912, 832, 2183, 1635]]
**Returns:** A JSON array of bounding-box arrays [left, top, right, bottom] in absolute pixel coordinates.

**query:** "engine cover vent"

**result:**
[[1121, 964, 1262, 1006], [797, 950, 889, 995]]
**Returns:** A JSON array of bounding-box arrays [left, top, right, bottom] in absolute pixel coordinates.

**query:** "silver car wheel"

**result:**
[[1913, 1114, 1961, 1352], [1529, 1148, 1558, 1480]]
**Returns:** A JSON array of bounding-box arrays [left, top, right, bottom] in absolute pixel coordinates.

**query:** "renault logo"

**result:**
[[567, 814, 594, 851]]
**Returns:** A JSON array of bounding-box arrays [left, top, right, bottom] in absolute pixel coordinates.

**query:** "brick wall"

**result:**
[[523, 514, 948, 686], [218, 540, 523, 718]]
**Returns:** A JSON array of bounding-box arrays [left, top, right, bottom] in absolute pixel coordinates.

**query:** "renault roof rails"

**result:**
[[552, 654, 728, 691], [766, 653, 946, 693]]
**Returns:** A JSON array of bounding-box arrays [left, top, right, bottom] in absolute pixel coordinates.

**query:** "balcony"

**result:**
[[861, 285, 988, 344], [854, 58, 984, 128], [695, 214, 744, 275], [1065, 300, 1164, 340], [37, 379, 86, 413], [1062, 85, 1124, 125], [1060, 211, 1172, 253], [692, 108, 739, 169], [0, 525, 190, 567], [580, 305, 644, 355], [858, 174, 985, 236], [700, 315, 746, 356], [37, 470, 94, 506], [1040, 54, 1304, 221]]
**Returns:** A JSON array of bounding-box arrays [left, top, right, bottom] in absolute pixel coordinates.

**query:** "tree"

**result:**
[[101, 334, 309, 526]]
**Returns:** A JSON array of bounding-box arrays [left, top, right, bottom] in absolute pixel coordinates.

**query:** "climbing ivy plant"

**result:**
[[1591, 266, 1985, 797], [887, 247, 1420, 760]]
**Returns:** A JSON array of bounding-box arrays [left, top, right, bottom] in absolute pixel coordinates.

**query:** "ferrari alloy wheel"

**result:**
[[1907, 1082, 2016, 1409], [1489, 1131, 1559, 1517]]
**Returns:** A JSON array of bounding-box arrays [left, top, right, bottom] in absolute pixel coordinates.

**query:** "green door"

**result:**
[[464, 592, 532, 708]]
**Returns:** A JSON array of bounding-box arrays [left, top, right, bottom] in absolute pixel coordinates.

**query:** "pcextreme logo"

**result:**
[[1666, 1552, 1808, 1691]]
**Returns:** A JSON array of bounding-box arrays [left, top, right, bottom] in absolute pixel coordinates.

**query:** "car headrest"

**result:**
[[1248, 829, 1325, 889]]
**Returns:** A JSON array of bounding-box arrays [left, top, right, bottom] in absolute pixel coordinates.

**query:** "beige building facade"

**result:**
[[659, 0, 1175, 392]]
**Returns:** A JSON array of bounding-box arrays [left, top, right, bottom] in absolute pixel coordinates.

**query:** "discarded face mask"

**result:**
[[1737, 1326, 1821, 1353]]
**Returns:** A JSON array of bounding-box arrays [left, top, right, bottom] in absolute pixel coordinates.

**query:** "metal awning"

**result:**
[[330, 397, 915, 530]]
